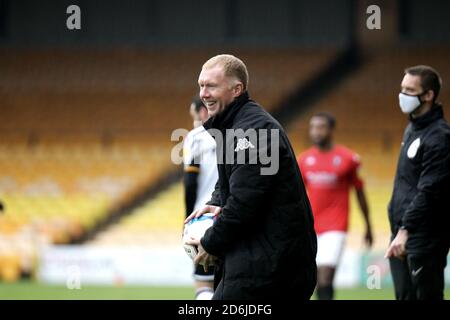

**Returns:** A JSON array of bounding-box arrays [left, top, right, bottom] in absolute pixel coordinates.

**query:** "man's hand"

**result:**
[[384, 229, 408, 259], [184, 205, 222, 224], [364, 227, 374, 248], [185, 238, 218, 273]]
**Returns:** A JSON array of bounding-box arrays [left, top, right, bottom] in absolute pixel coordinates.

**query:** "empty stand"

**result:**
[[0, 47, 335, 280]]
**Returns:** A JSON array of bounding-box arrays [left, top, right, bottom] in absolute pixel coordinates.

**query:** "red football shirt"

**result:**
[[297, 145, 363, 234]]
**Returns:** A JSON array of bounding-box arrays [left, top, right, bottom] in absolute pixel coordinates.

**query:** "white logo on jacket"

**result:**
[[407, 138, 421, 159], [235, 138, 255, 152]]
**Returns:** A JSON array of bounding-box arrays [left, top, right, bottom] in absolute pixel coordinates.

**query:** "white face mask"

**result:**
[[398, 92, 423, 114]]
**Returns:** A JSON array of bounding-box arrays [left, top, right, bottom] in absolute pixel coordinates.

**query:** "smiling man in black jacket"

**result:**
[[185, 54, 317, 300], [385, 65, 450, 300]]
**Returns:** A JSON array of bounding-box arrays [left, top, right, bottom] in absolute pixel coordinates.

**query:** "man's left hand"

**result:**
[[384, 229, 408, 259]]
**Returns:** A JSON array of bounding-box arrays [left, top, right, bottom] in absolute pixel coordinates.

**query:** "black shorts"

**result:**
[[389, 246, 448, 300]]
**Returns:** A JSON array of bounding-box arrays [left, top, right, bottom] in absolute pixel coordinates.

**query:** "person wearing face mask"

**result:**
[[183, 97, 218, 300], [297, 112, 373, 300], [385, 65, 450, 300]]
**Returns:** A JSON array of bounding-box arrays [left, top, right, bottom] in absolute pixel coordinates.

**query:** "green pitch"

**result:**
[[0, 281, 449, 300]]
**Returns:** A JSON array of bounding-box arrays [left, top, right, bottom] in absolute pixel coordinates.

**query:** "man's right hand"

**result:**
[[184, 205, 222, 224]]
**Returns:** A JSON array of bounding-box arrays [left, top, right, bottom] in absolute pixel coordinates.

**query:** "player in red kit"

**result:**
[[297, 112, 373, 300]]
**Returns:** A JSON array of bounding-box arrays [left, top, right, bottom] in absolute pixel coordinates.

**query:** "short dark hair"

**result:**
[[405, 65, 442, 102], [312, 112, 336, 130], [191, 97, 206, 113]]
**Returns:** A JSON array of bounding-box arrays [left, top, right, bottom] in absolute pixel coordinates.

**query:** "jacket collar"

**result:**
[[410, 103, 444, 130], [203, 91, 250, 131]]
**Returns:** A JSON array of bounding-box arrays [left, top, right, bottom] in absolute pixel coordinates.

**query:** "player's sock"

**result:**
[[195, 287, 214, 300], [316, 285, 334, 300]]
